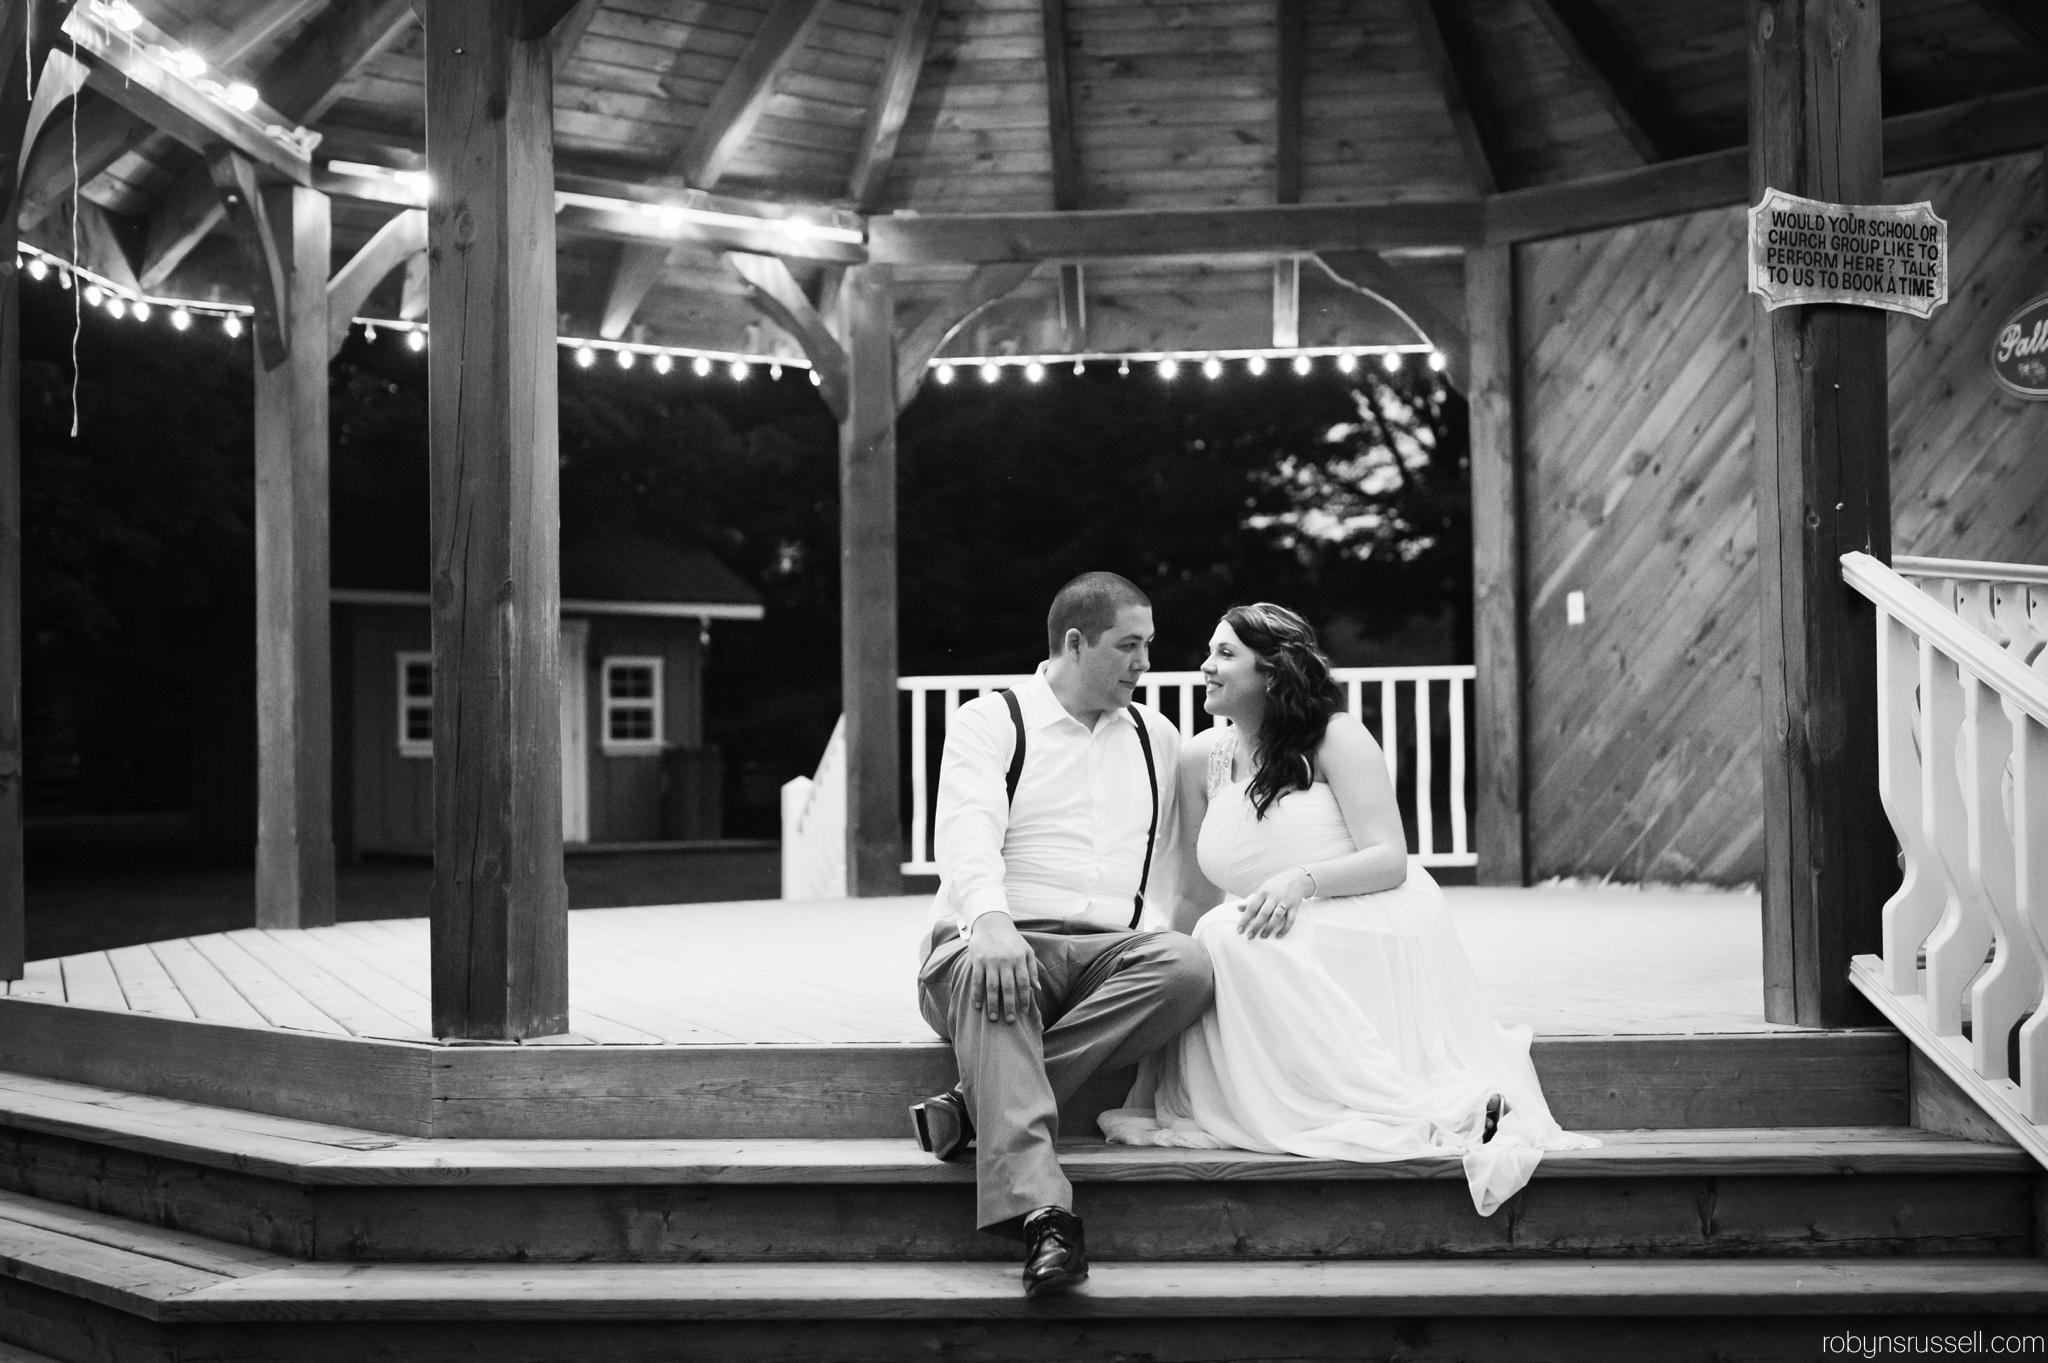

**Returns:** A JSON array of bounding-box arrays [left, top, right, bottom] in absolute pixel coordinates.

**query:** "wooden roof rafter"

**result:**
[[1523, 0, 1689, 162], [1971, 0, 2048, 54], [1275, 0, 1305, 206], [1407, 0, 1504, 195], [847, 0, 943, 208], [600, 0, 830, 339]]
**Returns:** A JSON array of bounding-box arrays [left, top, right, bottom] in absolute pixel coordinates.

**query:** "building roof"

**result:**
[[333, 532, 766, 621]]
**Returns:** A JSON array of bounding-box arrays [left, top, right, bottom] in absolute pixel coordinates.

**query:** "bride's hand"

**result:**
[[1237, 867, 1315, 938]]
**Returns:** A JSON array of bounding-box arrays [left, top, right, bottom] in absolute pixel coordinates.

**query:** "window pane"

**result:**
[[609, 706, 654, 742], [405, 706, 433, 742], [609, 665, 654, 700], [404, 661, 433, 698]]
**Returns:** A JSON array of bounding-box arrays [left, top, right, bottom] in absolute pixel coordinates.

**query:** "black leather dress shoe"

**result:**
[[909, 1088, 973, 1161], [1021, 1206, 1088, 1297]]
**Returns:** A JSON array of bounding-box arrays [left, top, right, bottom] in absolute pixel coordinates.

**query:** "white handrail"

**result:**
[[893, 665, 1478, 875], [1842, 550, 2048, 1169]]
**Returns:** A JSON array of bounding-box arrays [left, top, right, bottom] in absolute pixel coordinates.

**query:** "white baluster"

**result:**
[[1920, 629, 1994, 1038], [1347, 678, 1362, 721], [1413, 677, 1434, 857], [910, 684, 930, 868], [1381, 678, 1399, 788], [1964, 673, 2037, 1082], [1877, 611, 1945, 995], [1179, 682, 1195, 737], [1449, 676, 1469, 858], [2010, 706, 2048, 1122]]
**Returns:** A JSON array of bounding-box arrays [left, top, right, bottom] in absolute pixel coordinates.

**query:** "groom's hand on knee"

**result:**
[[965, 914, 1038, 1024]]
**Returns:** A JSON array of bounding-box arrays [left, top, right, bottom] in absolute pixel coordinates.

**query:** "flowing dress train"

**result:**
[[1099, 734, 1596, 1215]]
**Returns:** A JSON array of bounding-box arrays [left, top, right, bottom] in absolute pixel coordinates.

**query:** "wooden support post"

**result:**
[[252, 186, 337, 928], [1750, 0, 1892, 1027], [423, 0, 568, 1038], [841, 264, 902, 897], [1466, 244, 1526, 885], [1273, 256, 1300, 348]]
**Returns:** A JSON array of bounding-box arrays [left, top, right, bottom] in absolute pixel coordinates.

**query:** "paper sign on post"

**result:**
[[1746, 188, 1947, 318]]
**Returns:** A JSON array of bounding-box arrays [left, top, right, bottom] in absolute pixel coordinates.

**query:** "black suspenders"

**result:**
[[996, 689, 1159, 928]]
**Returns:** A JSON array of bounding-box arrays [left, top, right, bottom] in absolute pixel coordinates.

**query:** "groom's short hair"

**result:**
[[1047, 572, 1150, 657]]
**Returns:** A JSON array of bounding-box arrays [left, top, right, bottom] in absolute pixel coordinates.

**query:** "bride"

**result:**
[[1100, 603, 1595, 1214]]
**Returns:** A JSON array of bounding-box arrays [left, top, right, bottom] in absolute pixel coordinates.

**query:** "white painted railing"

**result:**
[[779, 716, 846, 900], [899, 666, 1477, 875], [1842, 550, 2048, 1166]]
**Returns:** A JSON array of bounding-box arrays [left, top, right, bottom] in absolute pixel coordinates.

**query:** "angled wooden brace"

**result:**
[[208, 148, 291, 369], [894, 262, 1037, 410], [725, 251, 849, 420], [326, 208, 426, 358], [1313, 249, 1470, 393]]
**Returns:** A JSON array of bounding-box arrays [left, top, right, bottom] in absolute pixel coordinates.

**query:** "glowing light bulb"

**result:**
[[224, 82, 260, 112], [693, 356, 712, 377], [1336, 352, 1357, 373], [83, 285, 103, 307], [131, 300, 150, 322], [223, 314, 243, 338], [979, 362, 1000, 384], [1428, 350, 1446, 373], [169, 308, 190, 331], [935, 365, 954, 385], [106, 297, 126, 319], [1118, 359, 1130, 375], [56, 268, 70, 290], [1380, 350, 1402, 374], [771, 364, 783, 380], [575, 345, 595, 367], [1292, 354, 1311, 376], [616, 348, 634, 369], [106, 2, 144, 33], [730, 361, 749, 381], [1156, 357, 1178, 380], [362, 323, 377, 343], [1025, 361, 1045, 383], [1247, 354, 1267, 375], [25, 258, 45, 281], [405, 329, 426, 351], [168, 49, 207, 79], [809, 369, 821, 386], [1201, 356, 1222, 380], [653, 353, 672, 374], [1072, 360, 1085, 375]]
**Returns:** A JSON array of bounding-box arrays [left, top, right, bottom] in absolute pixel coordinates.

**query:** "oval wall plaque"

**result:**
[[1992, 292, 2048, 400]]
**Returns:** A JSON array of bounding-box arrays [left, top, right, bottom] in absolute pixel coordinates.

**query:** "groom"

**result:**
[[911, 571, 1214, 1297]]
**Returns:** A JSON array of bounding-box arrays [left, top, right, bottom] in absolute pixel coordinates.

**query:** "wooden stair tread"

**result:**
[[0, 1070, 2024, 1185]]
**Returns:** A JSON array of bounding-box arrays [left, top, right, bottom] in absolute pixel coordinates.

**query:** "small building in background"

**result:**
[[331, 534, 762, 856]]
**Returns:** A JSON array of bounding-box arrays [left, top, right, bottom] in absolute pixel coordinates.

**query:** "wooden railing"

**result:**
[[898, 666, 1478, 876], [1842, 551, 2048, 1165]]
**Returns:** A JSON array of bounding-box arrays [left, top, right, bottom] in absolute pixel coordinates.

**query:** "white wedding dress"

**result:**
[[1100, 733, 1596, 1215]]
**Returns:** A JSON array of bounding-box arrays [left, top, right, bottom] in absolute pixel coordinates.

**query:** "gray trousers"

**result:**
[[917, 916, 1214, 1236]]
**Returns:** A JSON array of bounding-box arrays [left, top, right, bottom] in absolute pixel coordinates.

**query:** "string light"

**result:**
[[1381, 350, 1402, 373], [575, 345, 595, 367], [730, 361, 749, 381], [1293, 354, 1311, 376], [1024, 361, 1044, 383], [406, 329, 426, 352], [1247, 355, 1267, 375], [1072, 360, 1085, 375], [935, 364, 954, 385], [105, 297, 126, 320], [1336, 352, 1357, 373], [1428, 350, 1446, 372], [693, 356, 712, 377], [1201, 356, 1222, 380], [104, 1, 144, 32], [82, 284, 102, 307], [223, 82, 259, 112], [25, 258, 45, 281], [56, 267, 69, 289], [979, 362, 1000, 383], [770, 363, 782, 380], [169, 308, 190, 331], [362, 323, 376, 342], [1118, 359, 1130, 376], [223, 314, 242, 338], [808, 370, 820, 386], [132, 301, 150, 321], [165, 48, 206, 79], [615, 347, 634, 369], [653, 352, 671, 374], [1156, 357, 1177, 380]]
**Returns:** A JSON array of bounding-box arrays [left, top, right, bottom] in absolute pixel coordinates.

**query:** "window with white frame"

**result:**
[[602, 657, 664, 754], [397, 652, 434, 758]]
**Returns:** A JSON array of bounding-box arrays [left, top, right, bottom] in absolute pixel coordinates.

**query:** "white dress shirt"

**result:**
[[933, 665, 1181, 935]]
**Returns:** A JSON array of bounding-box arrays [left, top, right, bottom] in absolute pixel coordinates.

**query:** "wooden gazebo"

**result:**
[[3, 0, 2046, 1043]]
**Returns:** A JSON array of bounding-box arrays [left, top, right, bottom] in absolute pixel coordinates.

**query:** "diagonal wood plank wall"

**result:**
[[1516, 149, 2048, 885]]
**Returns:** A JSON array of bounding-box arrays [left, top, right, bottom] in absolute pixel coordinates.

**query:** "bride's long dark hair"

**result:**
[[1223, 603, 1344, 819]]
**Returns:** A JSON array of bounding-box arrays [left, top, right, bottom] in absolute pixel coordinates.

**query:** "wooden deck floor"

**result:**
[[0, 885, 1787, 1045]]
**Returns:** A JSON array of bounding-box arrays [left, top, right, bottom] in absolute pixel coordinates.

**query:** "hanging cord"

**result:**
[[68, 31, 79, 438]]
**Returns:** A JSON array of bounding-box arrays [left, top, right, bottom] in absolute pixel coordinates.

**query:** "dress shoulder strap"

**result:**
[[1205, 726, 1237, 800]]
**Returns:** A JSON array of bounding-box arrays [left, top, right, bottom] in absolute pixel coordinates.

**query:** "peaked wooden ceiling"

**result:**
[[18, 0, 2048, 370]]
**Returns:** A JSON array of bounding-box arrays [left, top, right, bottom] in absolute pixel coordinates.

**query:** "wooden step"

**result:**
[[1, 1194, 2044, 1363], [0, 1072, 2029, 1263]]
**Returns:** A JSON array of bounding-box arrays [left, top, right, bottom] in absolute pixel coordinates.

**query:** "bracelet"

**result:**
[[1295, 864, 1319, 899]]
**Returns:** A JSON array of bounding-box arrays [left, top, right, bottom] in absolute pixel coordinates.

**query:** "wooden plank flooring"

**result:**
[[0, 887, 1786, 1044]]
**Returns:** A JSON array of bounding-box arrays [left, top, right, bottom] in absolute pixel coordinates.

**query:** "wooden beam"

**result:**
[[209, 150, 291, 368], [597, 241, 670, 339], [1973, 0, 2048, 53], [840, 264, 901, 897], [1275, 0, 1305, 204], [550, 0, 605, 72], [1315, 249, 1468, 391], [18, 45, 87, 178], [869, 200, 1483, 264], [1749, 0, 1891, 1028], [0, 1, 54, 983], [76, 201, 142, 294], [1272, 256, 1299, 348], [1041, 0, 1081, 209], [260, 0, 416, 124], [1523, 0, 1685, 162], [209, 0, 328, 69], [847, 0, 942, 207], [400, 250, 428, 320], [1408, 0, 1502, 195], [1057, 261, 1086, 349], [423, 0, 568, 1040], [61, 6, 312, 185], [522, 0, 593, 39], [1465, 244, 1523, 886], [894, 261, 1036, 407], [138, 166, 226, 290], [679, 0, 826, 190], [253, 185, 337, 931], [326, 208, 426, 357], [725, 252, 848, 420], [17, 92, 146, 231]]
